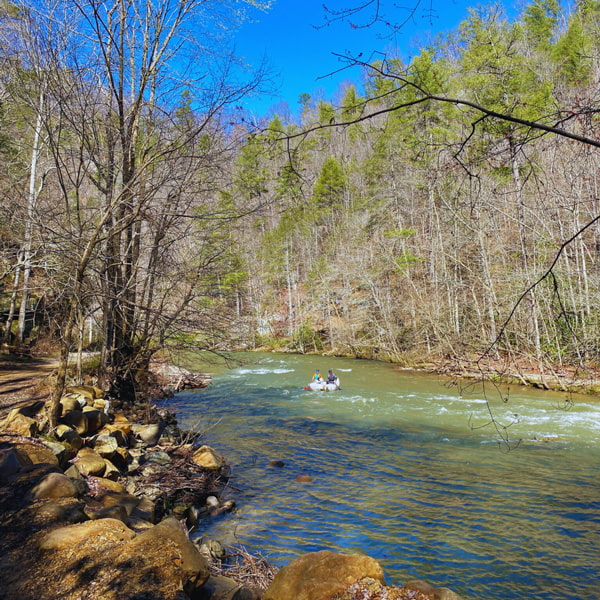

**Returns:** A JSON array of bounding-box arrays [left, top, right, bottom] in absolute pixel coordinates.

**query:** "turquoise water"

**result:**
[[169, 353, 600, 600]]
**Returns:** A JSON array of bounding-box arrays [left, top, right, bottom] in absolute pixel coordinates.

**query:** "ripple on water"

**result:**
[[173, 353, 600, 600]]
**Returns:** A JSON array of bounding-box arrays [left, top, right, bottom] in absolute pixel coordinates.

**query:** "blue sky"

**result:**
[[233, 0, 484, 117]]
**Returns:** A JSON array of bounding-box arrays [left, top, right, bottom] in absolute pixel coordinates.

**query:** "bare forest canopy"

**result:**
[[2, 0, 600, 418]]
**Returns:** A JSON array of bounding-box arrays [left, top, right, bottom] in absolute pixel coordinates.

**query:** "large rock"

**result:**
[[60, 409, 88, 436], [194, 574, 262, 600], [263, 550, 385, 600], [59, 395, 83, 413], [72, 446, 106, 477], [82, 406, 108, 434], [125, 517, 210, 596], [38, 517, 136, 550], [111, 413, 133, 437], [66, 385, 104, 401], [92, 434, 119, 458], [133, 422, 163, 445], [41, 439, 71, 467], [29, 472, 83, 500], [1, 410, 39, 436], [15, 441, 59, 466], [55, 424, 84, 451], [191, 445, 227, 471]]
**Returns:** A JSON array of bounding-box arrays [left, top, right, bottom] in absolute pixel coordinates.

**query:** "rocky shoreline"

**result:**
[[0, 359, 463, 600]]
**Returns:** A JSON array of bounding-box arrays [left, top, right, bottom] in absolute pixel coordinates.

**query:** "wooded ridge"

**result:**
[[2, 0, 600, 403]]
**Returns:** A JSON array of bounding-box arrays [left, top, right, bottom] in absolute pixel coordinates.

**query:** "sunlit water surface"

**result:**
[[168, 353, 600, 600]]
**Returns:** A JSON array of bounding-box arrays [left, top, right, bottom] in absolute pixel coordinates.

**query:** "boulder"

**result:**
[[29, 472, 82, 500], [72, 446, 106, 477], [1, 410, 39, 437], [88, 476, 125, 493], [130, 495, 156, 524], [142, 450, 172, 466], [100, 425, 128, 446], [38, 517, 135, 550], [92, 434, 119, 458], [111, 413, 133, 437], [126, 517, 210, 596], [263, 550, 385, 600], [15, 441, 59, 466], [33, 497, 89, 526], [60, 409, 88, 436], [59, 395, 82, 413], [55, 424, 83, 451], [191, 445, 227, 471], [101, 457, 121, 480], [82, 406, 108, 433], [133, 422, 163, 445], [66, 384, 104, 400], [193, 574, 261, 600], [41, 439, 71, 467]]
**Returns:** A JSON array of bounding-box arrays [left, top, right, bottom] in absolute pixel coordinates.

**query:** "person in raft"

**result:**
[[312, 369, 324, 382], [327, 369, 338, 385]]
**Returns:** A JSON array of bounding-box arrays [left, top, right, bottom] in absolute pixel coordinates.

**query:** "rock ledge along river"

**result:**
[[168, 352, 600, 600]]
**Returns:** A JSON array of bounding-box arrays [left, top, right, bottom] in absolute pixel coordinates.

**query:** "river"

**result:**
[[168, 352, 600, 600]]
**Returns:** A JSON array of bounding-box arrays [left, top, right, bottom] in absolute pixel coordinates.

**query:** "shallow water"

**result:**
[[169, 353, 600, 600]]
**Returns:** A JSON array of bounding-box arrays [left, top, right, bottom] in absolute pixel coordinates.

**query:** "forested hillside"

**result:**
[[1, 0, 600, 407], [227, 0, 600, 376]]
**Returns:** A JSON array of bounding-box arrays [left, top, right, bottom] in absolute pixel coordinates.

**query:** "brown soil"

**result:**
[[0, 356, 57, 420]]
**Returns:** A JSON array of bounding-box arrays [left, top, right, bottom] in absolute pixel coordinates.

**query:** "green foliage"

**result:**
[[522, 0, 559, 50], [292, 323, 324, 352], [312, 156, 346, 209], [551, 12, 592, 84]]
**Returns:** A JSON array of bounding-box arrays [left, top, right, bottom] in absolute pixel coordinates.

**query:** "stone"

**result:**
[[15, 441, 59, 466], [143, 450, 172, 466], [1, 410, 39, 437], [263, 550, 385, 600], [82, 406, 108, 433], [88, 503, 130, 524], [194, 574, 260, 600], [29, 472, 81, 500], [89, 476, 125, 493], [41, 439, 71, 467], [127, 517, 210, 595], [72, 446, 106, 477], [93, 398, 109, 413], [130, 496, 155, 523], [66, 384, 103, 401], [33, 498, 88, 525], [97, 490, 140, 516], [134, 422, 163, 445], [55, 424, 83, 451], [405, 579, 463, 600], [111, 412, 133, 436], [38, 517, 135, 550], [101, 457, 121, 480], [97, 425, 128, 447], [92, 434, 119, 458], [59, 395, 82, 413], [60, 409, 88, 436], [191, 445, 227, 470]]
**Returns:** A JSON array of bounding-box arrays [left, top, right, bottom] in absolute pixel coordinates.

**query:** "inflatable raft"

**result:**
[[306, 378, 341, 391]]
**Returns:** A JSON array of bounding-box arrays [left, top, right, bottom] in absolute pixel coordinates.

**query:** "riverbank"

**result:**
[[1, 354, 463, 600]]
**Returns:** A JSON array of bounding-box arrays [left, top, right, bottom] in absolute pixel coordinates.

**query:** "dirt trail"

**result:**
[[0, 357, 57, 419]]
